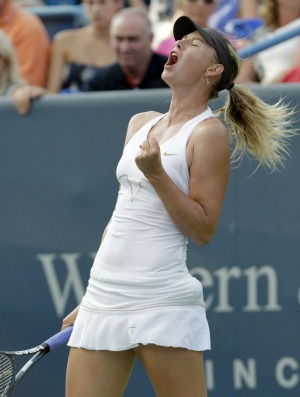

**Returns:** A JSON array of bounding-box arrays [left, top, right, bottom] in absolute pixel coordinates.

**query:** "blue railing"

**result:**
[[238, 23, 300, 58]]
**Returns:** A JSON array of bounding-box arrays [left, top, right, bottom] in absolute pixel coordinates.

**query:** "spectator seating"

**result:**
[[27, 5, 88, 39]]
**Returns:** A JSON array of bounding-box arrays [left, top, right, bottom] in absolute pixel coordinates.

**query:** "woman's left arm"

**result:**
[[135, 118, 230, 246]]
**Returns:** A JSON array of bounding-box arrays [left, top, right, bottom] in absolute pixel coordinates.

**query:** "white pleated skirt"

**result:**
[[68, 270, 211, 352]]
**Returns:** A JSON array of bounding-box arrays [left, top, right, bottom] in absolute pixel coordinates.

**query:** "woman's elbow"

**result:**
[[192, 228, 216, 247]]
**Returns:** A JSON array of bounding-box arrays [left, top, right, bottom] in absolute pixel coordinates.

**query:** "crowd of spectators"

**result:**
[[13, 7, 168, 114], [1, 0, 300, 105], [237, 0, 300, 84]]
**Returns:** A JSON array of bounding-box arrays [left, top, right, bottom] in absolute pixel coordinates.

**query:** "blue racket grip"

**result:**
[[45, 326, 73, 352]]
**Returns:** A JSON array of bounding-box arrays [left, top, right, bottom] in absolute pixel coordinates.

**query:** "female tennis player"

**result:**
[[62, 16, 294, 397]]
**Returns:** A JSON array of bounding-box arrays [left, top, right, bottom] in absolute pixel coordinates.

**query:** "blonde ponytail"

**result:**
[[218, 85, 296, 171], [209, 40, 296, 172]]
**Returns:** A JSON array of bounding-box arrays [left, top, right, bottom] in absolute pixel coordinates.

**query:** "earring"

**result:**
[[205, 76, 210, 86]]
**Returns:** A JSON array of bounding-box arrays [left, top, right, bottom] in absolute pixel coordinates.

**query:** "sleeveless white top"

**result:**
[[90, 107, 214, 284], [68, 108, 214, 351]]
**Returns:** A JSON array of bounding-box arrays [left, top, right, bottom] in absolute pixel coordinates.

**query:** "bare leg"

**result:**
[[66, 347, 136, 397], [135, 344, 207, 397]]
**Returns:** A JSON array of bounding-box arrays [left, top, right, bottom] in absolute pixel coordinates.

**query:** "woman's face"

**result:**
[[178, 0, 218, 27], [83, 0, 123, 27], [162, 30, 218, 87]]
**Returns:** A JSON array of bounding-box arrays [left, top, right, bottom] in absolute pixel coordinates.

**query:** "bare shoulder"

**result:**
[[125, 111, 162, 144], [53, 27, 86, 47], [190, 116, 229, 148], [187, 116, 230, 168]]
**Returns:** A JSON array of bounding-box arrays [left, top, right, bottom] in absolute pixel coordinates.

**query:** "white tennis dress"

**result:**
[[68, 108, 214, 351]]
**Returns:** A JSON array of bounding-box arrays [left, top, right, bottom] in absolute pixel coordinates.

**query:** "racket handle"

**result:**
[[45, 326, 73, 352]]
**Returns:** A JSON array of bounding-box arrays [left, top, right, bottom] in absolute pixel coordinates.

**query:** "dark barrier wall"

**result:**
[[0, 87, 300, 397]]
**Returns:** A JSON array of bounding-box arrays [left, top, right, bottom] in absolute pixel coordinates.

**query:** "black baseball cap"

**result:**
[[173, 16, 235, 91]]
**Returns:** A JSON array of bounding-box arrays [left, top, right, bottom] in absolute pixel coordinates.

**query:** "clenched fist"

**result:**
[[135, 137, 163, 177]]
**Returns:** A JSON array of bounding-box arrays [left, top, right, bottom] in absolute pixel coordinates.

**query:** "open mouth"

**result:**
[[165, 51, 179, 67]]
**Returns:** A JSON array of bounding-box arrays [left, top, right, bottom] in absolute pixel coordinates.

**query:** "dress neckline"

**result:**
[[145, 108, 212, 146]]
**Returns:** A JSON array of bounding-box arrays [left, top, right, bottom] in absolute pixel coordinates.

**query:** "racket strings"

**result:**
[[0, 355, 14, 396]]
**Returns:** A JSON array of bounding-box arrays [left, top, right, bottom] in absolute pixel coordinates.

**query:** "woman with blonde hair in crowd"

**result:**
[[237, 0, 300, 84], [0, 30, 23, 96], [47, 0, 147, 93]]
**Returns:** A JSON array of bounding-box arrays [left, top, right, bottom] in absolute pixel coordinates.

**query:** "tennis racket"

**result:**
[[0, 326, 73, 397]]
